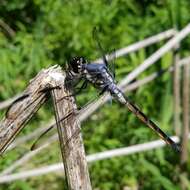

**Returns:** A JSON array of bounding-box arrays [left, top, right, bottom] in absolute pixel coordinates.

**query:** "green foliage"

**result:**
[[0, 0, 190, 189]]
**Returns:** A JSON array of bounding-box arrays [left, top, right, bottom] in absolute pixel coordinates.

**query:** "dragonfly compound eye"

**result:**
[[69, 57, 86, 73]]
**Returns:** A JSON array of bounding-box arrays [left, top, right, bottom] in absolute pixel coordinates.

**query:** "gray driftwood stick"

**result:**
[[0, 65, 92, 189], [95, 29, 176, 63], [50, 70, 92, 190], [0, 66, 56, 154]]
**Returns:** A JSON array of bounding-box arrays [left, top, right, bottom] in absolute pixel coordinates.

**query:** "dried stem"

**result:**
[[51, 72, 92, 190]]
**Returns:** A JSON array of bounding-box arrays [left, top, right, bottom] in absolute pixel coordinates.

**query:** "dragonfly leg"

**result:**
[[75, 80, 88, 92], [39, 86, 61, 94], [56, 80, 88, 103], [99, 85, 109, 95]]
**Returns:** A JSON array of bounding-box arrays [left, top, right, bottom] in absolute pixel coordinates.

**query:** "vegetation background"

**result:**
[[0, 0, 190, 189]]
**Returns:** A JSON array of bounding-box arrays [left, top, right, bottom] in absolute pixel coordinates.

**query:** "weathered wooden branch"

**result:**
[[0, 65, 92, 189], [50, 70, 92, 190], [0, 67, 55, 154]]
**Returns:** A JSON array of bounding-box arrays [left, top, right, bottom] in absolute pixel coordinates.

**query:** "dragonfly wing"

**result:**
[[31, 110, 78, 150], [108, 49, 116, 79], [92, 27, 109, 66], [33, 93, 106, 149], [30, 124, 55, 150]]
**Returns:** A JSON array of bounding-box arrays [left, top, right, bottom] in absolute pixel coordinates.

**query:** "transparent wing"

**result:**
[[30, 111, 77, 150], [30, 94, 104, 150], [92, 27, 109, 66], [108, 48, 116, 79], [92, 26, 116, 80], [107, 49, 116, 105]]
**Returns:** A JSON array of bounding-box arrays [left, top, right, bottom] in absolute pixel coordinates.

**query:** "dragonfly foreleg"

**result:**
[[56, 80, 88, 103], [39, 86, 61, 94]]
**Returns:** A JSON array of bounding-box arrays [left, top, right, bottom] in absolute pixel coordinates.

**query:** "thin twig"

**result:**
[[1, 134, 190, 183], [0, 19, 15, 38], [95, 29, 176, 63]]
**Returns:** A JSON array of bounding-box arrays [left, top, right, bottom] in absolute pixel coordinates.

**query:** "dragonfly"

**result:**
[[5, 28, 181, 153]]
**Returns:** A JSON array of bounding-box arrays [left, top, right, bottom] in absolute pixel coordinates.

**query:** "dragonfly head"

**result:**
[[69, 57, 86, 74]]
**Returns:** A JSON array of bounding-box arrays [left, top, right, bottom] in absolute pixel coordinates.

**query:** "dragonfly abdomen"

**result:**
[[123, 97, 181, 152]]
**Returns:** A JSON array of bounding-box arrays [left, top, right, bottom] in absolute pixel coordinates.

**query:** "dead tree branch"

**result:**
[[50, 70, 92, 189], [0, 66, 56, 154]]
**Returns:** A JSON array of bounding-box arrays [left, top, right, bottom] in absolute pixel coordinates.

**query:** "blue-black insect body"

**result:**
[[68, 57, 126, 104], [67, 56, 181, 153]]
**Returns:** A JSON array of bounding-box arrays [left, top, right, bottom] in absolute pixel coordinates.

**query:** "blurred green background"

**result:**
[[0, 0, 190, 189]]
